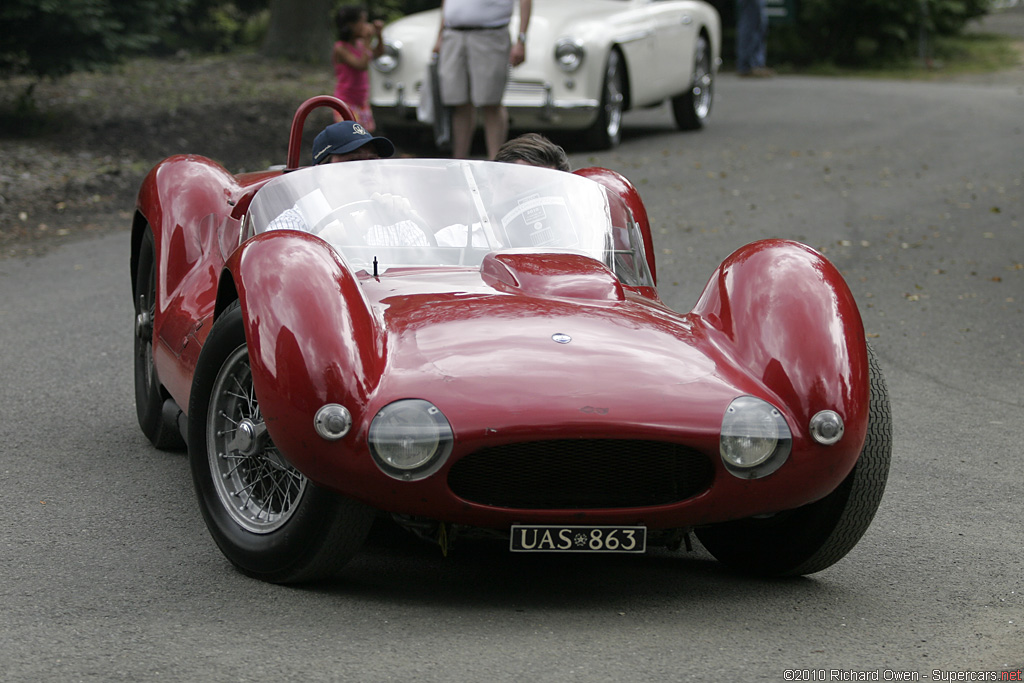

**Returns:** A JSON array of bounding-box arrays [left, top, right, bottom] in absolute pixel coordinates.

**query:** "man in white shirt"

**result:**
[[433, 0, 531, 160]]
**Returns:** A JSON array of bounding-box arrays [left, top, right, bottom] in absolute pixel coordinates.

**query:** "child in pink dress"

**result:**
[[332, 6, 384, 130]]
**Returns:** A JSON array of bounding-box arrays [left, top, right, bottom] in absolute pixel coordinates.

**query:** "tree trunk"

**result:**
[[262, 0, 335, 63]]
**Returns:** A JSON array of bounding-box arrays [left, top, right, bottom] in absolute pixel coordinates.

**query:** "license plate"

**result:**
[[509, 524, 647, 553]]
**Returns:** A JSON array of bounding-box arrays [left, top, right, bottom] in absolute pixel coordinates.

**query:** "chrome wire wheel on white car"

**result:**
[[672, 33, 713, 131], [206, 344, 305, 534], [189, 301, 374, 583], [586, 49, 625, 149]]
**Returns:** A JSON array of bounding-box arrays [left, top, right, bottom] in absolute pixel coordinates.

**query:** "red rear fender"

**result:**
[[574, 167, 657, 286], [135, 156, 241, 296]]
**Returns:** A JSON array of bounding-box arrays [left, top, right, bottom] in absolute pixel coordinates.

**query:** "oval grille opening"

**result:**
[[448, 440, 713, 509]]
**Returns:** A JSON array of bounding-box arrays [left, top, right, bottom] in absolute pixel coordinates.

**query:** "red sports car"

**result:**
[[130, 97, 891, 583]]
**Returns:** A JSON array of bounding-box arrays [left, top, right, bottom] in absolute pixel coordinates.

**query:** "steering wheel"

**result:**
[[309, 200, 376, 237], [310, 199, 437, 248]]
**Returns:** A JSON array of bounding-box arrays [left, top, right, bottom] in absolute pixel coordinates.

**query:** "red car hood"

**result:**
[[361, 255, 755, 444]]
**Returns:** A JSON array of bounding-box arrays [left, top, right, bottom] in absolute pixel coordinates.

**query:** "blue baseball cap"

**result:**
[[312, 120, 395, 164]]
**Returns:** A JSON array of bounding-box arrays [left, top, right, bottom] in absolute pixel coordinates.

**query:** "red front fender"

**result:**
[[692, 239, 869, 450], [224, 231, 386, 459]]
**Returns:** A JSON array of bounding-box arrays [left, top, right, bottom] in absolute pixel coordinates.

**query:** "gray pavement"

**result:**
[[1, 36, 1022, 683]]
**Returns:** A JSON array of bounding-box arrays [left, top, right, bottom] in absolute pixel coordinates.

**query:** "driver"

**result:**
[[265, 121, 430, 246], [314, 119, 394, 164]]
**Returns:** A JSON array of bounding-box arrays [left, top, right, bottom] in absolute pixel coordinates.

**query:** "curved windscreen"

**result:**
[[247, 159, 653, 287]]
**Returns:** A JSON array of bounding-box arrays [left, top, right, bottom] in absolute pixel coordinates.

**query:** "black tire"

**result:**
[[133, 228, 186, 450], [187, 301, 374, 583], [585, 49, 625, 150], [695, 343, 892, 576], [671, 33, 713, 131]]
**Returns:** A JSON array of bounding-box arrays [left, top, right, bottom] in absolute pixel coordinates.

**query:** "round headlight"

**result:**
[[373, 42, 401, 74], [554, 39, 585, 72], [368, 399, 453, 480], [720, 396, 792, 479]]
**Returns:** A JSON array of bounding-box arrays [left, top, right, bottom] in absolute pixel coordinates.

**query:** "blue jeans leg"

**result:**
[[736, 0, 768, 73]]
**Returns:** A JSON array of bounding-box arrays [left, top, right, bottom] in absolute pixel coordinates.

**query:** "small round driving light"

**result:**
[[314, 404, 352, 441], [720, 396, 792, 479], [809, 410, 845, 445], [368, 399, 453, 480]]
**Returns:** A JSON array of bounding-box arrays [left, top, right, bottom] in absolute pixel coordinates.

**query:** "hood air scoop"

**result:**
[[480, 251, 625, 302]]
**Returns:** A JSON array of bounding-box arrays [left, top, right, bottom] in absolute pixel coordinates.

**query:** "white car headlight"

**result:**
[[368, 399, 453, 480], [554, 38, 585, 72], [373, 41, 401, 74], [719, 396, 792, 479]]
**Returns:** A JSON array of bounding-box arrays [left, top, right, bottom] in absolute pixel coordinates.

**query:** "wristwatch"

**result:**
[[517, 31, 527, 44]]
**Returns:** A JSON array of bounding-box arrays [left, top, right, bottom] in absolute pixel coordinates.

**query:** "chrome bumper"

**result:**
[[371, 80, 600, 130]]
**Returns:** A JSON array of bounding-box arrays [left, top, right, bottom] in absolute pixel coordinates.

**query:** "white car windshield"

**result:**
[[247, 159, 653, 287]]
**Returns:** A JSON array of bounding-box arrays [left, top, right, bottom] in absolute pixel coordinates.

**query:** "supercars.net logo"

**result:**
[[784, 670, 1023, 681]]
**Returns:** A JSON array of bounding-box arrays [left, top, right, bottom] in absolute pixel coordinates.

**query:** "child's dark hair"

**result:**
[[335, 5, 368, 42]]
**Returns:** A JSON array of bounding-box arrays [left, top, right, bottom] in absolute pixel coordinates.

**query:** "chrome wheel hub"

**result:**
[[135, 309, 152, 339], [207, 345, 306, 534]]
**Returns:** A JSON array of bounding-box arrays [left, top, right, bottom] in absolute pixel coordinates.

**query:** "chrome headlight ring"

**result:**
[[719, 396, 792, 479], [554, 38, 585, 72], [373, 41, 401, 74], [809, 409, 845, 446], [314, 404, 352, 441], [368, 399, 453, 481]]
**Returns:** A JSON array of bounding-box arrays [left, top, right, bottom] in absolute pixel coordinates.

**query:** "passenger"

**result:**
[[435, 133, 571, 247], [493, 132, 571, 172]]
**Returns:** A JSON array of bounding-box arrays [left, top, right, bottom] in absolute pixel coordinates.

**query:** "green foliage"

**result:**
[[782, 0, 992, 66], [0, 0, 188, 80], [364, 0, 440, 23], [146, 0, 439, 57], [160, 1, 270, 54]]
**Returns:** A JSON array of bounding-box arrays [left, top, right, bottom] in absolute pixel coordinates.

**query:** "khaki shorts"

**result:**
[[439, 27, 511, 107]]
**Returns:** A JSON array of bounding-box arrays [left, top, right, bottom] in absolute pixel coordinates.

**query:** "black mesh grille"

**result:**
[[447, 440, 714, 509]]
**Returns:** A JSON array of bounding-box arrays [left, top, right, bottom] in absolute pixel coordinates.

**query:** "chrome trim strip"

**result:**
[[614, 30, 653, 43]]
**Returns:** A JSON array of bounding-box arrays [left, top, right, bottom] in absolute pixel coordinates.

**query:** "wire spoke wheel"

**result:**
[[207, 344, 307, 534], [671, 34, 714, 131], [603, 52, 625, 141], [134, 262, 157, 397], [189, 303, 374, 583], [587, 50, 625, 149], [690, 36, 713, 120], [133, 228, 184, 450]]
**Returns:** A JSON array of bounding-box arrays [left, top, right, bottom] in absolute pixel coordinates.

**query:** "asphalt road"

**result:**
[[1, 69, 1022, 681]]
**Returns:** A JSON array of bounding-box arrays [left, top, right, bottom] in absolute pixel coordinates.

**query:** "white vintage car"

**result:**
[[370, 0, 721, 150]]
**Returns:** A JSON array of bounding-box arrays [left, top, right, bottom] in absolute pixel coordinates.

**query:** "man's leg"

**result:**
[[481, 104, 508, 160], [754, 0, 768, 70], [451, 103, 476, 159], [735, 0, 759, 74]]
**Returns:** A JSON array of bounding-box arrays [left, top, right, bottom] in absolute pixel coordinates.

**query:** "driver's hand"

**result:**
[[371, 192, 413, 215]]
